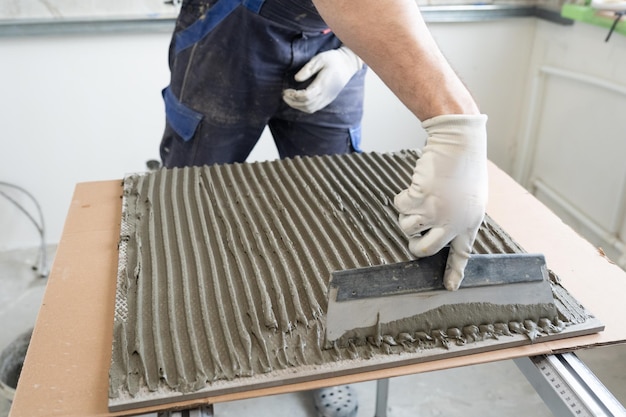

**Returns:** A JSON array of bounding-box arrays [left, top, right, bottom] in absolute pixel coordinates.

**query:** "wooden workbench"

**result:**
[[9, 161, 626, 417]]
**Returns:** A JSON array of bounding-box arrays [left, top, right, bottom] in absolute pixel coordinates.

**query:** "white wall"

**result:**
[[0, 0, 177, 20], [0, 31, 170, 249], [0, 18, 536, 250], [430, 19, 536, 171]]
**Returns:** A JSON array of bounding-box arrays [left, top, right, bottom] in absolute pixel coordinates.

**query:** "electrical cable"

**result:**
[[0, 182, 48, 278]]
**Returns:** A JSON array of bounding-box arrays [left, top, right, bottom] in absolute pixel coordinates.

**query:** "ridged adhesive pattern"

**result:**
[[109, 151, 589, 406]]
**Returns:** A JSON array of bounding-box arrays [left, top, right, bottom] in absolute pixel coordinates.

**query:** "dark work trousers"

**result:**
[[159, 0, 367, 168]]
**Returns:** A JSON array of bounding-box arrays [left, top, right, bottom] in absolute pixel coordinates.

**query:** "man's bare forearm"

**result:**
[[312, 0, 480, 121]]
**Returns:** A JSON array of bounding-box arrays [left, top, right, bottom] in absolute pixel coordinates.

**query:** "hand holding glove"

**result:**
[[283, 46, 363, 114], [394, 114, 488, 291]]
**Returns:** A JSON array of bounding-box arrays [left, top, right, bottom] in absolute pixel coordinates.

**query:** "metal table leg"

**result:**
[[515, 353, 626, 417], [375, 378, 390, 417], [137, 404, 214, 417]]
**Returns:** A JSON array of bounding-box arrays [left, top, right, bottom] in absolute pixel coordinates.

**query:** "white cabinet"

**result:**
[[513, 20, 626, 268]]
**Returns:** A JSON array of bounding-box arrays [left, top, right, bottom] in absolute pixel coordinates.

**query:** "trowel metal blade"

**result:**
[[324, 248, 554, 348]]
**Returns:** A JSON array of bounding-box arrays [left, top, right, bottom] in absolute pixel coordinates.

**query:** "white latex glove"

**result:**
[[394, 114, 488, 291], [282, 46, 363, 114]]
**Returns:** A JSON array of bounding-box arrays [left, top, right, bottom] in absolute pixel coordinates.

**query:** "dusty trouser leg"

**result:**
[[159, 5, 288, 168], [269, 119, 356, 158], [160, 103, 268, 168], [270, 63, 367, 159]]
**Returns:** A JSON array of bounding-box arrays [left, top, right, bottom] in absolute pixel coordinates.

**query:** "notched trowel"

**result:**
[[324, 248, 558, 349]]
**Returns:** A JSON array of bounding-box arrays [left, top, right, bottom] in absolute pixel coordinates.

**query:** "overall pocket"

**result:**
[[162, 87, 203, 142]]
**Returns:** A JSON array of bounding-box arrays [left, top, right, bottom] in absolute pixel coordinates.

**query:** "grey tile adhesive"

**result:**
[[109, 150, 602, 412]]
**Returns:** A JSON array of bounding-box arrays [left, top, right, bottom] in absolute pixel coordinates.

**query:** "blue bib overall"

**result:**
[[160, 0, 367, 167]]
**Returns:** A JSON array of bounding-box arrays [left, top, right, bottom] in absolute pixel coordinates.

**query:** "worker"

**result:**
[[160, 3, 367, 165], [159, 0, 487, 416]]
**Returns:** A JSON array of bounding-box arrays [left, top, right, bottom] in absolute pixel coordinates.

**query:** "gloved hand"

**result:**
[[283, 46, 363, 114], [394, 114, 488, 291]]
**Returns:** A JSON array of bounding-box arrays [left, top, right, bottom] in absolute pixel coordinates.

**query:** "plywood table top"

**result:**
[[9, 160, 626, 417]]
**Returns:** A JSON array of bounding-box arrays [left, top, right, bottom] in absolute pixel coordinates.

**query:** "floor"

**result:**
[[1, 247, 625, 417]]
